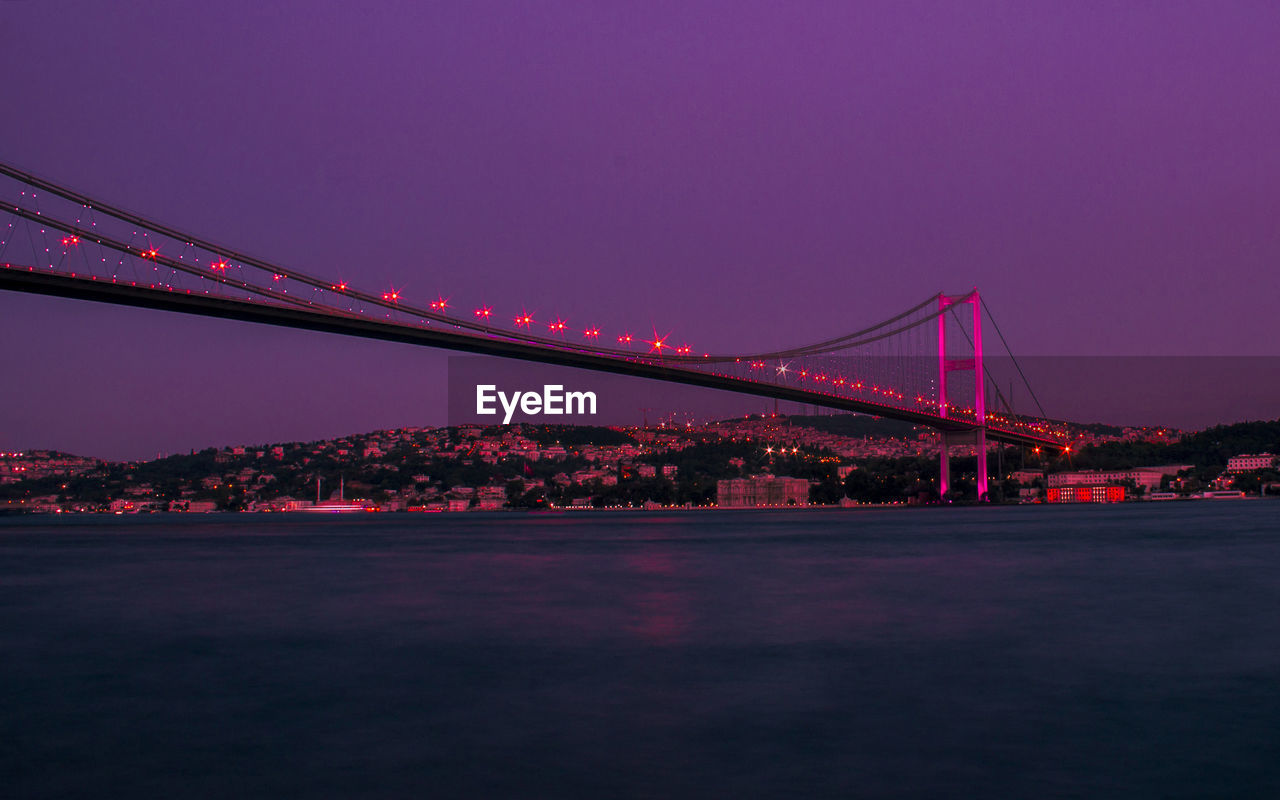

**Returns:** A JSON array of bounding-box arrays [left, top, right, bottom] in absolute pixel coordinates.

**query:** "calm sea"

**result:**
[[3, 503, 1280, 798]]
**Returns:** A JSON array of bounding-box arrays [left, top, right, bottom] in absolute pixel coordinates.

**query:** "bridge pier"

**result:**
[[976, 428, 988, 501], [937, 290, 989, 502], [940, 433, 950, 497], [938, 429, 988, 502]]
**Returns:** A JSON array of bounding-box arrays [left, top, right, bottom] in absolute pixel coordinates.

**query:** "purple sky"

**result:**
[[2, 1, 1279, 460]]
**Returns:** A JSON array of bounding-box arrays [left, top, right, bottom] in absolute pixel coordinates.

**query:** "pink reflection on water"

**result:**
[[623, 552, 692, 645], [626, 590, 690, 645]]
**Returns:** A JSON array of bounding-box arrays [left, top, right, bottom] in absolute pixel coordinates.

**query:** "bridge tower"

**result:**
[[937, 290, 988, 501]]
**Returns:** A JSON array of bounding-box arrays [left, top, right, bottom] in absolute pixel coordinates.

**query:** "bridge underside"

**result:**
[[0, 268, 1062, 451]]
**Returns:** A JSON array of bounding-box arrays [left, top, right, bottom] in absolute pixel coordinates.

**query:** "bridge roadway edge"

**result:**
[[0, 269, 1062, 451]]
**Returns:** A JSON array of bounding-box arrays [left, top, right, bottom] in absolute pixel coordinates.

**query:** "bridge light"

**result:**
[[514, 310, 535, 328], [548, 317, 568, 334], [430, 295, 450, 312], [475, 305, 493, 319], [583, 326, 600, 339], [644, 330, 671, 353]]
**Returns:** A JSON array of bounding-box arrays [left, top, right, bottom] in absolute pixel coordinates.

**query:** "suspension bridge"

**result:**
[[0, 161, 1066, 500]]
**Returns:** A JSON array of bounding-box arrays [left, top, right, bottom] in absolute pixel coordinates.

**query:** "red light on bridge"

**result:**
[[644, 331, 671, 353], [548, 317, 568, 334], [430, 295, 450, 312], [140, 247, 159, 259], [332, 281, 348, 291], [514, 310, 535, 328], [382, 289, 401, 303], [475, 305, 493, 319], [617, 332, 633, 345], [61, 236, 80, 247], [212, 260, 229, 272], [272, 273, 286, 282], [583, 326, 600, 339]]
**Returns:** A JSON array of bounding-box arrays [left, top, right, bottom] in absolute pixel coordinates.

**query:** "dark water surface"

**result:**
[[3, 503, 1280, 798]]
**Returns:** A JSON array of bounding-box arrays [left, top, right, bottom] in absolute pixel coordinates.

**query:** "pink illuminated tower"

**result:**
[[937, 290, 988, 501]]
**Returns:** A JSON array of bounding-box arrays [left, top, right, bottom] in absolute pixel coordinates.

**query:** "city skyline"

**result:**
[[3, 2, 1279, 459]]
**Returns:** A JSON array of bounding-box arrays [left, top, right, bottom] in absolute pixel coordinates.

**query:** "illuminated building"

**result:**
[[1046, 485, 1126, 503], [717, 476, 810, 507], [1227, 454, 1277, 473], [1047, 466, 1191, 492]]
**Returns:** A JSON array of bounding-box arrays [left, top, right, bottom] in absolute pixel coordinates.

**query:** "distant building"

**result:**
[[1227, 454, 1277, 473], [1046, 485, 1126, 504], [1047, 466, 1191, 492], [1009, 470, 1043, 485], [717, 476, 810, 507]]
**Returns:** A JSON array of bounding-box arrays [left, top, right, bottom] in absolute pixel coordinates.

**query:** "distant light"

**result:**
[[644, 331, 670, 353]]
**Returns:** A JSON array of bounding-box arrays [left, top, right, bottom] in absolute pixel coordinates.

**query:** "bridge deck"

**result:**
[[0, 266, 1064, 451]]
